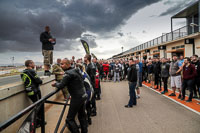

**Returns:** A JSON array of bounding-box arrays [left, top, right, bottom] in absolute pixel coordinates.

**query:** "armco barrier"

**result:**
[[0, 75, 63, 133]]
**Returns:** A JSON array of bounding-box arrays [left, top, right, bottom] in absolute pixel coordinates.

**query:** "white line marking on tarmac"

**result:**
[[142, 84, 200, 116]]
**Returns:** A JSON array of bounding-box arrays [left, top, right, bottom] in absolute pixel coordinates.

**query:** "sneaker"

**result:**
[[197, 102, 200, 105], [186, 99, 192, 103], [181, 97, 185, 101], [161, 91, 166, 94], [124, 105, 133, 108], [169, 93, 176, 96], [136, 95, 140, 99], [193, 95, 198, 98], [178, 94, 181, 99]]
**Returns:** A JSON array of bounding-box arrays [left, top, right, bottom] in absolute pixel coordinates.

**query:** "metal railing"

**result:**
[[0, 89, 70, 133], [115, 25, 199, 58], [139, 25, 191, 51]]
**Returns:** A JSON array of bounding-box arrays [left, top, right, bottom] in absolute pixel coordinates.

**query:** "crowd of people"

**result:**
[[19, 26, 200, 133], [98, 54, 200, 104]]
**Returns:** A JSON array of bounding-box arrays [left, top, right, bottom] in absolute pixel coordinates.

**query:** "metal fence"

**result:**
[[0, 89, 70, 133], [130, 25, 199, 53]]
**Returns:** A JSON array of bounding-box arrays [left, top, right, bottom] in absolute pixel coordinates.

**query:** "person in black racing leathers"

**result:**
[[21, 60, 43, 128], [52, 58, 88, 133]]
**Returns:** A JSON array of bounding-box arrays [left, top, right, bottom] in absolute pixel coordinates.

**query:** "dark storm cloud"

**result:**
[[0, 0, 160, 52], [159, 0, 197, 16]]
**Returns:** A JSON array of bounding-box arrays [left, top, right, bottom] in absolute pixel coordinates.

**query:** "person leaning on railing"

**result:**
[[52, 58, 69, 100], [20, 60, 45, 128], [52, 58, 88, 133]]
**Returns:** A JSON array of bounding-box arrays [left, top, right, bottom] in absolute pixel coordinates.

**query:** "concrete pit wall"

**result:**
[[0, 75, 61, 133]]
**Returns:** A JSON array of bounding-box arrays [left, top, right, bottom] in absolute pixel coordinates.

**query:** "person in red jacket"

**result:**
[[102, 61, 110, 81], [181, 57, 196, 102]]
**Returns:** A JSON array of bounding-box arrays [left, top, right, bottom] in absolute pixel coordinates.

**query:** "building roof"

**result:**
[[172, 1, 198, 18]]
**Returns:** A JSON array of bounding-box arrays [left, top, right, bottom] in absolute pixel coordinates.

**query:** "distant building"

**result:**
[[112, 1, 200, 60]]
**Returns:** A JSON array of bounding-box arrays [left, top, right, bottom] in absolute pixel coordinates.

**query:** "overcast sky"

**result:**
[[0, 0, 197, 65]]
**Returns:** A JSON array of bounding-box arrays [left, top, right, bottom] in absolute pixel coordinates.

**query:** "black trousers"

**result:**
[[28, 90, 42, 126], [66, 97, 88, 133], [155, 74, 161, 89], [193, 77, 200, 97], [86, 101, 91, 120], [182, 79, 194, 100], [91, 94, 97, 112], [91, 84, 97, 112], [162, 77, 168, 92]]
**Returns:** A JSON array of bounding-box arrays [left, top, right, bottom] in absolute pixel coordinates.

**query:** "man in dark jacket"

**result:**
[[153, 58, 161, 90], [92, 57, 101, 100], [52, 59, 88, 133], [191, 55, 200, 99], [181, 57, 196, 102], [160, 58, 170, 94], [40, 26, 56, 76], [84, 54, 97, 116], [125, 58, 137, 108], [21, 60, 43, 128]]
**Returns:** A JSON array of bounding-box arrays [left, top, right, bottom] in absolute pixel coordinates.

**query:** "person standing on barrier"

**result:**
[[52, 58, 69, 100], [52, 59, 88, 133], [84, 54, 97, 117], [125, 58, 137, 108], [40, 26, 56, 76], [21, 60, 44, 128]]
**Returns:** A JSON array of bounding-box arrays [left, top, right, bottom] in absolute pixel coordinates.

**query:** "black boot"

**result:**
[[91, 108, 97, 117], [66, 120, 80, 133], [88, 117, 92, 125]]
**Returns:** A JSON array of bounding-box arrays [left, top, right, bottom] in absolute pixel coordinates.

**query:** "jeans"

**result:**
[[66, 97, 88, 133], [182, 79, 194, 100], [114, 72, 120, 82], [128, 82, 137, 106], [162, 77, 168, 92]]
